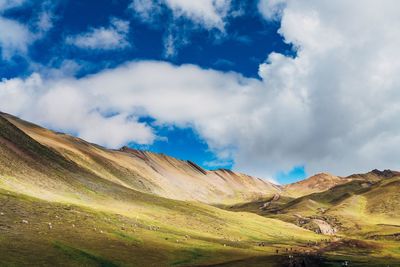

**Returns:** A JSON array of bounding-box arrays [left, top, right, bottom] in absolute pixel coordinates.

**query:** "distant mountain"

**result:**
[[345, 168, 400, 182], [283, 173, 346, 197]]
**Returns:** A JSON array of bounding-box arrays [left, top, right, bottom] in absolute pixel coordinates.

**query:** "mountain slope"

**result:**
[[1, 112, 280, 204], [264, 176, 400, 239], [1, 113, 399, 266], [0, 112, 322, 266]]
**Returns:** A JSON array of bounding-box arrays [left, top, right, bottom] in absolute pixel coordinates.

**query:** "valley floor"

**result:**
[[1, 187, 399, 267], [0, 188, 318, 267]]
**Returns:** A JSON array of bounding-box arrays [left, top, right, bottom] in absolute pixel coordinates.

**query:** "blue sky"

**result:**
[[0, 0, 304, 183], [3, 0, 292, 78], [2, 1, 398, 184]]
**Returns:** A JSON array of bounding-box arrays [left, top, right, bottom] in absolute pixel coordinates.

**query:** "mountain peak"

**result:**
[[370, 169, 400, 178]]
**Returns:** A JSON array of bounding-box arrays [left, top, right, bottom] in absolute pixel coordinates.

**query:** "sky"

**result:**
[[1, 0, 400, 184]]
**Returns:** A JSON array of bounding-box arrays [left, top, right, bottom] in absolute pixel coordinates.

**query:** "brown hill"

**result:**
[[0, 112, 280, 204]]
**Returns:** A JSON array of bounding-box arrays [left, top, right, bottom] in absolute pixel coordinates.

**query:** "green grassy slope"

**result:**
[[222, 178, 400, 265], [0, 183, 320, 266]]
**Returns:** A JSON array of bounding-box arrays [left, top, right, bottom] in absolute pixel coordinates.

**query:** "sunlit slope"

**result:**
[[0, 187, 323, 267], [326, 177, 400, 235], [2, 112, 280, 204], [0, 112, 323, 266]]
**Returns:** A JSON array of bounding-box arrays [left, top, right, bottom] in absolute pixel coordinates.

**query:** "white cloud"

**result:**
[[0, 1, 32, 60], [130, 0, 162, 23], [163, 0, 231, 30], [0, 0, 26, 10], [0, 73, 154, 148], [131, 0, 231, 30], [258, 0, 286, 21], [35, 1, 55, 35], [130, 0, 233, 57], [0, 17, 31, 59], [0, 0, 55, 60], [252, 0, 400, 177], [66, 18, 130, 50], [2, 1, 400, 181]]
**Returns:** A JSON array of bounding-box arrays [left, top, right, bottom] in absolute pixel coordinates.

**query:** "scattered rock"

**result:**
[[22, 219, 29, 224]]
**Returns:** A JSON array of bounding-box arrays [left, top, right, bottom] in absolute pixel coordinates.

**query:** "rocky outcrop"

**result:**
[[259, 194, 280, 210]]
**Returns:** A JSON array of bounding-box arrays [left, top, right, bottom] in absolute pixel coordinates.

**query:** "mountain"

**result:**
[[283, 173, 346, 197], [0, 112, 320, 266], [1, 112, 399, 266], [282, 169, 399, 198], [250, 176, 400, 240], [346, 168, 400, 182], [1, 112, 280, 205]]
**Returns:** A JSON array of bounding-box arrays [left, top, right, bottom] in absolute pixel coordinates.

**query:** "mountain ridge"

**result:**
[[1, 112, 397, 202], [0, 112, 281, 204]]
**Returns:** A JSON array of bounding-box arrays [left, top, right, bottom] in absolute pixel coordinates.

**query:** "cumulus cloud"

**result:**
[[0, 73, 154, 148], [0, 62, 254, 149], [251, 0, 400, 177], [1, 1, 400, 181], [66, 18, 130, 50]]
